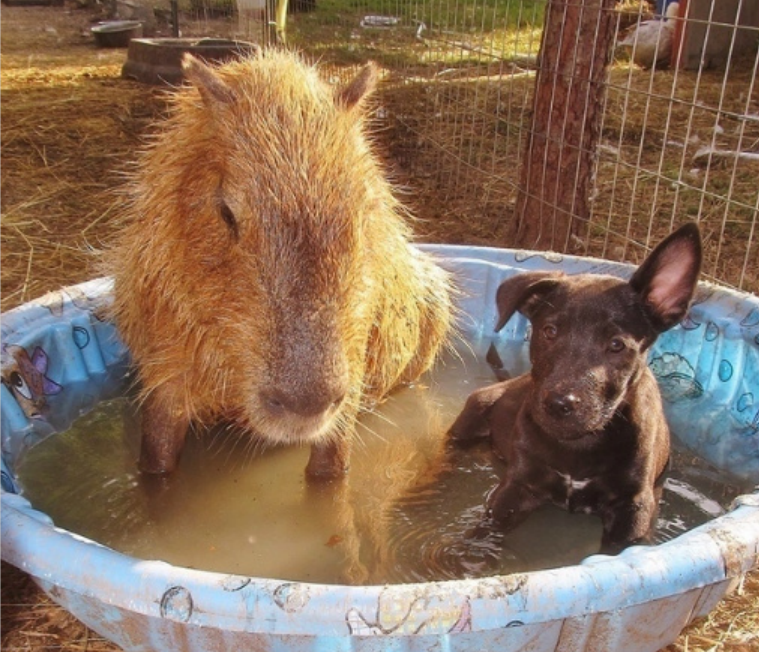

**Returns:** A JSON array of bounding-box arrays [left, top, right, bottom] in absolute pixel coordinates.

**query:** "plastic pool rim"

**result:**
[[2, 244, 758, 651]]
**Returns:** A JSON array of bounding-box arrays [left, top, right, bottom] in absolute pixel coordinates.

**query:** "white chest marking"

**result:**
[[558, 472, 591, 493]]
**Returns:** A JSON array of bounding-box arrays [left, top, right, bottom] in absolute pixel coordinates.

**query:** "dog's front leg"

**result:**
[[599, 489, 659, 554], [448, 381, 510, 443], [486, 476, 543, 532]]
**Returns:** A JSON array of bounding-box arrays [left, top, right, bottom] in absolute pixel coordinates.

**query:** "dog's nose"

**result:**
[[545, 391, 580, 418]]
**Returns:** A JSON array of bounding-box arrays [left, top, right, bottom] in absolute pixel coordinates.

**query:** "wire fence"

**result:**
[[243, 0, 759, 292]]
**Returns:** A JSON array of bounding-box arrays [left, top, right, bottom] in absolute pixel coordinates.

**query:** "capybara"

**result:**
[[449, 224, 702, 553], [107, 49, 452, 480]]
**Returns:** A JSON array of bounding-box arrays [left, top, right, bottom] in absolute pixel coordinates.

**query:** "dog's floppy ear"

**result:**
[[495, 271, 563, 331], [629, 223, 702, 332]]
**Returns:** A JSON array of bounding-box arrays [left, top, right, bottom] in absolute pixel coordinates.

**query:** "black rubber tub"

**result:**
[[121, 38, 258, 85]]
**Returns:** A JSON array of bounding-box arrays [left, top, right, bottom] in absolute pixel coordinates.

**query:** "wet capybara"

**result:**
[[107, 49, 452, 480]]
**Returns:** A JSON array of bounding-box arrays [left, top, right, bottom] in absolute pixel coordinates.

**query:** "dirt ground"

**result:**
[[1, 4, 758, 651]]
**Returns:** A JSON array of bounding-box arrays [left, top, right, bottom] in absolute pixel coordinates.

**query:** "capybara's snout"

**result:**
[[259, 382, 346, 420], [255, 358, 351, 443]]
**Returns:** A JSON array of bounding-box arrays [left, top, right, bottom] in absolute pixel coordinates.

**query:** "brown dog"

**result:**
[[448, 224, 702, 553]]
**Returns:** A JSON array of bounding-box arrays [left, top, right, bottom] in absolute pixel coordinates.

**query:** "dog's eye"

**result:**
[[542, 324, 558, 340], [609, 337, 626, 353]]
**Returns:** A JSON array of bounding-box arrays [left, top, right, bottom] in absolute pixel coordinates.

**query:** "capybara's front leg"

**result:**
[[306, 435, 351, 481], [139, 392, 190, 475], [448, 382, 510, 443]]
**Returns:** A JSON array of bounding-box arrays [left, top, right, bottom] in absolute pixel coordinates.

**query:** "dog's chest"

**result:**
[[551, 471, 605, 513]]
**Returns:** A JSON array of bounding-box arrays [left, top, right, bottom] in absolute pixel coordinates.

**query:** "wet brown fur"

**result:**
[[106, 49, 452, 478]]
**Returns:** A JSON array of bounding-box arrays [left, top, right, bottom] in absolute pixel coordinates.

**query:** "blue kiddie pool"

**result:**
[[2, 245, 758, 652]]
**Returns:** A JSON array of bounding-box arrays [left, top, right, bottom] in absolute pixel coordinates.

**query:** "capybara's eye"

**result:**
[[608, 337, 626, 353], [219, 201, 239, 239], [542, 324, 557, 340]]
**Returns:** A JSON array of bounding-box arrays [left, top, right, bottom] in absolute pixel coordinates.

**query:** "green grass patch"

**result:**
[[287, 0, 546, 67]]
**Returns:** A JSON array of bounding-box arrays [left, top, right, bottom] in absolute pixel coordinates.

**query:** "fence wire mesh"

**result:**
[[246, 0, 759, 292]]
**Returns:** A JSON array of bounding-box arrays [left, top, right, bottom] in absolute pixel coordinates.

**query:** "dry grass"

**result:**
[[1, 561, 120, 652], [0, 7, 166, 310], [1, 4, 757, 652], [663, 572, 759, 652]]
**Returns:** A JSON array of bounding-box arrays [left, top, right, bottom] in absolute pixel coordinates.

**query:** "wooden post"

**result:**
[[511, 0, 618, 251], [670, 0, 687, 69], [274, 0, 289, 44]]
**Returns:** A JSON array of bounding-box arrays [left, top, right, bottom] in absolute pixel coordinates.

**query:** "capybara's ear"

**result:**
[[182, 54, 235, 106], [629, 223, 702, 332], [335, 62, 378, 110], [495, 271, 563, 332]]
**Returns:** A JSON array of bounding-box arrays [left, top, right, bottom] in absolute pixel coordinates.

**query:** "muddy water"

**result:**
[[17, 348, 751, 585]]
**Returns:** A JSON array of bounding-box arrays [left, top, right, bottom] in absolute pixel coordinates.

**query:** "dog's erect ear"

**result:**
[[495, 271, 563, 331], [629, 223, 702, 332]]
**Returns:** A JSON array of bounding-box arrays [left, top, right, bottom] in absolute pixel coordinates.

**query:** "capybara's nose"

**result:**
[[261, 386, 346, 419], [544, 391, 580, 418]]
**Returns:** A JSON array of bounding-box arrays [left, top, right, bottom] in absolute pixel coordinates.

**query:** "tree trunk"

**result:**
[[511, 0, 618, 251]]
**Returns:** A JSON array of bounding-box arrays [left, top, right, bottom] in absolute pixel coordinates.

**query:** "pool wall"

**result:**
[[2, 246, 758, 652]]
